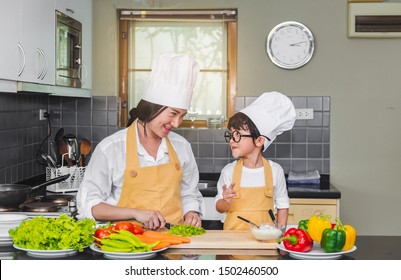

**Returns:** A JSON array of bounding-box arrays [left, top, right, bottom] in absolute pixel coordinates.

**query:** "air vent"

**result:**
[[349, 3, 401, 37], [356, 15, 401, 32]]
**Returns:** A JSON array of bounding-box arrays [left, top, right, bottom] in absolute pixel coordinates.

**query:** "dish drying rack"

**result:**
[[46, 154, 86, 193]]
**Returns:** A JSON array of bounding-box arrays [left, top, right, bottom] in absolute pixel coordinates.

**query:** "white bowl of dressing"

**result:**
[[251, 223, 283, 242]]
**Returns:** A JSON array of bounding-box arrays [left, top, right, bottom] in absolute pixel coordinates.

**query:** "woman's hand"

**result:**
[[134, 209, 166, 230], [184, 211, 202, 227], [222, 182, 236, 203]]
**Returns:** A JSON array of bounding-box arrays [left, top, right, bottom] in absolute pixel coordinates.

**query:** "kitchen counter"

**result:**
[[1, 235, 400, 260], [200, 174, 341, 199]]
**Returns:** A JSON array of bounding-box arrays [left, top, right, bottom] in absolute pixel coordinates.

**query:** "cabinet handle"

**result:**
[[36, 48, 45, 79], [39, 49, 49, 80], [17, 43, 26, 76], [66, 8, 75, 14], [78, 62, 88, 86]]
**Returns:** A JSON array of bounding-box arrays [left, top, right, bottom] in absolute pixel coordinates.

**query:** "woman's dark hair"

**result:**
[[126, 100, 167, 134], [227, 112, 262, 145]]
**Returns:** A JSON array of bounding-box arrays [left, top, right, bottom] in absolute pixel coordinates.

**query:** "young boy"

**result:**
[[215, 91, 296, 230]]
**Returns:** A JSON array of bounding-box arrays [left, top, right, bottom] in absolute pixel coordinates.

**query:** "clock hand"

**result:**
[[289, 41, 307, 46]]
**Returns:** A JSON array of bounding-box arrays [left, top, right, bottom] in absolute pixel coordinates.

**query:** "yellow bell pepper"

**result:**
[[335, 218, 356, 251], [308, 215, 332, 242]]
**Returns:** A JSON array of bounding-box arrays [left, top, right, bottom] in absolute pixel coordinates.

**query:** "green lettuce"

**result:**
[[9, 214, 96, 251]]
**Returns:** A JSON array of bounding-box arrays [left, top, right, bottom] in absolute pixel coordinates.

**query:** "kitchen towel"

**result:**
[[287, 170, 320, 185]]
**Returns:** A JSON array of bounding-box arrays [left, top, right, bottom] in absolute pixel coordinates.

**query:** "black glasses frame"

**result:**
[[224, 130, 254, 143]]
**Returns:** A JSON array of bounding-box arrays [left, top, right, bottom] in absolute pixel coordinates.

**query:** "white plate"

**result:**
[[0, 214, 28, 223], [276, 242, 357, 260], [13, 245, 79, 258], [90, 243, 168, 260]]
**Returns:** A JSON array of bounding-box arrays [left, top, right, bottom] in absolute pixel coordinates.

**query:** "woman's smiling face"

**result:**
[[147, 107, 187, 138]]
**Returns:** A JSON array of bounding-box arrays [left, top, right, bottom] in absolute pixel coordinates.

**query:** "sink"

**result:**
[[197, 180, 217, 190]]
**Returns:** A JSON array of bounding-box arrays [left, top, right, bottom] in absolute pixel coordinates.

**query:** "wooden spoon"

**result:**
[[79, 138, 92, 167]]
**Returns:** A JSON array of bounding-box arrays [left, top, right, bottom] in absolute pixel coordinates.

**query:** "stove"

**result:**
[[0, 194, 77, 219]]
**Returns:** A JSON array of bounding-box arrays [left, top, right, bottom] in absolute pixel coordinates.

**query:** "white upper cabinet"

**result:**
[[19, 0, 55, 85], [0, 0, 19, 82]]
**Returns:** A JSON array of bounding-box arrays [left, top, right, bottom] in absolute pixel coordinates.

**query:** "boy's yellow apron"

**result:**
[[224, 158, 274, 230], [117, 120, 184, 224]]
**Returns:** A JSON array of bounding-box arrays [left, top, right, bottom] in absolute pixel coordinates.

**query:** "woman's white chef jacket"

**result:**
[[76, 123, 204, 220], [215, 159, 289, 222]]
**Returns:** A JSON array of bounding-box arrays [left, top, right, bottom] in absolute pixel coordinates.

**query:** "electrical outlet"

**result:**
[[39, 109, 47, 121], [296, 109, 314, 120]]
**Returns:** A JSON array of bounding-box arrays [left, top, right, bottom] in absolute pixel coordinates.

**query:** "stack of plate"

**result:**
[[0, 214, 28, 246]]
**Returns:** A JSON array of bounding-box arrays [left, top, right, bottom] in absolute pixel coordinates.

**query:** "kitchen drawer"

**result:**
[[287, 198, 340, 224]]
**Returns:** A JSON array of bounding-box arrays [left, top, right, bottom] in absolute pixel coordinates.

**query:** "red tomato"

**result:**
[[132, 223, 144, 234], [107, 225, 116, 232], [115, 222, 136, 234], [94, 228, 111, 244], [115, 222, 144, 234]]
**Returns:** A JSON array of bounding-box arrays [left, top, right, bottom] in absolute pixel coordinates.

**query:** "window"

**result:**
[[118, 9, 237, 127]]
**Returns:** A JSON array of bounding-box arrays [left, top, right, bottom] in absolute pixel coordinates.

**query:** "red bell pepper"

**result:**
[[278, 228, 313, 252]]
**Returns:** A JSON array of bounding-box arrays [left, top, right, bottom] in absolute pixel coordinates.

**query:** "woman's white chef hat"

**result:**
[[142, 52, 200, 110], [240, 91, 296, 151]]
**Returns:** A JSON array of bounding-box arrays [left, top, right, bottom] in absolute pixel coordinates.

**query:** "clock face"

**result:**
[[267, 21, 315, 69]]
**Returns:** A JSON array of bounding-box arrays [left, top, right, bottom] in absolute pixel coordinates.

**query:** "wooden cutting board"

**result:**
[[169, 230, 277, 250]]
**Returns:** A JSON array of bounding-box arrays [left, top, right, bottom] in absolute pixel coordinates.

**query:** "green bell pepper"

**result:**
[[298, 219, 309, 232], [320, 227, 346, 253]]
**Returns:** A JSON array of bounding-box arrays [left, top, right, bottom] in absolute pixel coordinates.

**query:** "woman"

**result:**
[[77, 53, 204, 230]]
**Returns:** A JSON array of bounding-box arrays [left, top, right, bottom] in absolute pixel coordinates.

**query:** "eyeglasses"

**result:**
[[224, 130, 254, 143]]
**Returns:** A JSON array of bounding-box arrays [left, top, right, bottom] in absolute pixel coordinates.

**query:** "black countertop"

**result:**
[[1, 236, 400, 260], [200, 174, 341, 199]]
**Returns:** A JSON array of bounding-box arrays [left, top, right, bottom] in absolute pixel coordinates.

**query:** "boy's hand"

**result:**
[[222, 182, 236, 203]]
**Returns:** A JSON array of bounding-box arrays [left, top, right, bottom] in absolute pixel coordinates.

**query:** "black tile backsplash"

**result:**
[[0, 92, 330, 184], [176, 96, 331, 174]]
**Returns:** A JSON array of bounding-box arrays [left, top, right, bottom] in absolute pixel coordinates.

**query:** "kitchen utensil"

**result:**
[[63, 134, 79, 166], [0, 174, 70, 207], [237, 216, 259, 228], [59, 140, 72, 167], [54, 128, 65, 166], [79, 138, 91, 167], [49, 142, 59, 167], [40, 194, 75, 206], [268, 209, 277, 227]]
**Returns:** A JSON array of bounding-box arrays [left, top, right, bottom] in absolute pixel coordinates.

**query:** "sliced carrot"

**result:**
[[151, 242, 171, 250], [143, 230, 191, 244]]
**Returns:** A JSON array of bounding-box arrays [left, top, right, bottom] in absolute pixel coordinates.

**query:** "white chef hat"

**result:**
[[142, 53, 200, 110], [240, 91, 296, 151]]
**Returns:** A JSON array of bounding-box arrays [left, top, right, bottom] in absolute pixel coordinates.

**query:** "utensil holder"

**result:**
[[46, 166, 86, 193]]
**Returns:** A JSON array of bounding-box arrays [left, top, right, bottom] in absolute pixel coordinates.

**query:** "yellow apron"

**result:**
[[224, 158, 274, 230], [117, 120, 184, 224]]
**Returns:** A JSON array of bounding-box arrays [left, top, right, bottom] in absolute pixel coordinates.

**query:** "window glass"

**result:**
[[127, 21, 227, 120]]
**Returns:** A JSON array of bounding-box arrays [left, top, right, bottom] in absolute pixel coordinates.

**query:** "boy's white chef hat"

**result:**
[[142, 53, 200, 110], [240, 91, 296, 151]]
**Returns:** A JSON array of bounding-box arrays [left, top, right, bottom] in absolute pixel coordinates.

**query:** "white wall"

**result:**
[[92, 0, 401, 235]]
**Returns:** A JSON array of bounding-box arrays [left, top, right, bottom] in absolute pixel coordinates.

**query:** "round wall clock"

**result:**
[[266, 21, 315, 69]]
